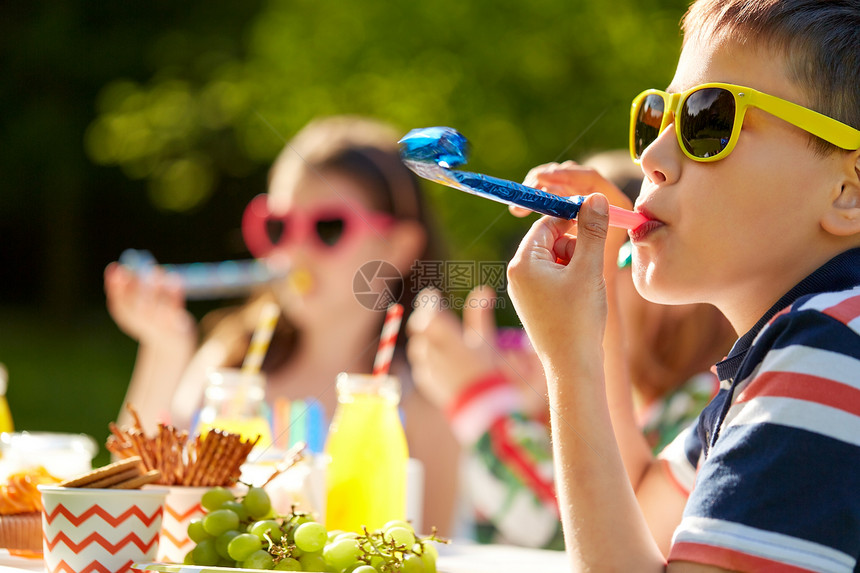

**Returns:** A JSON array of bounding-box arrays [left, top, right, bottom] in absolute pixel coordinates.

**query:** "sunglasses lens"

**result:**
[[680, 88, 735, 159], [265, 219, 285, 246], [315, 218, 346, 246], [634, 94, 666, 159]]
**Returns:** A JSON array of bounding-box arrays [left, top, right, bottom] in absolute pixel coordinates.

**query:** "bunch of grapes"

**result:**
[[185, 485, 445, 572]]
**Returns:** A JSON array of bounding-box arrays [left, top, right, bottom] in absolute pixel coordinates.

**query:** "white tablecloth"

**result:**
[[0, 544, 569, 573]]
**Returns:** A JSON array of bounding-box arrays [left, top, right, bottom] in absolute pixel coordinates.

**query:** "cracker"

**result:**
[[111, 469, 162, 490], [58, 457, 143, 488], [81, 467, 141, 489]]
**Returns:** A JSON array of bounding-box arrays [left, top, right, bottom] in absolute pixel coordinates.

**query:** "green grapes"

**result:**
[[385, 526, 415, 549], [215, 529, 240, 559], [191, 538, 219, 566], [323, 537, 362, 571], [243, 486, 272, 519], [201, 487, 235, 511], [185, 485, 445, 572], [228, 533, 263, 562], [419, 541, 439, 571], [401, 553, 426, 573], [297, 553, 326, 571], [202, 508, 240, 536], [293, 522, 327, 553], [187, 518, 210, 543], [249, 519, 283, 542], [242, 549, 275, 570], [220, 499, 250, 521], [273, 557, 302, 571], [382, 520, 412, 532]]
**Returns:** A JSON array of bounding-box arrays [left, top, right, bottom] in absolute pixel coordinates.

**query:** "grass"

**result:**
[[0, 305, 139, 467]]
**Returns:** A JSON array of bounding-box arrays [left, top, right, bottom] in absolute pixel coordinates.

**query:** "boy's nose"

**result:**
[[639, 122, 681, 186]]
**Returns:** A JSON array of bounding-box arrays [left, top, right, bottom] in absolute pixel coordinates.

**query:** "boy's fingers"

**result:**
[[569, 194, 610, 277], [509, 204, 533, 218]]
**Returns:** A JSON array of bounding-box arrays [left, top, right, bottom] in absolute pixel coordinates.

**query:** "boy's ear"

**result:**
[[821, 149, 860, 237]]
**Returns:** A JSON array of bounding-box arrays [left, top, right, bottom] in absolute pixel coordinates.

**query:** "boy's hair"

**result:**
[[681, 0, 860, 154]]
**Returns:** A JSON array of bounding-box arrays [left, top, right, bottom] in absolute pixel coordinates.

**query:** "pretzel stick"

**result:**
[[181, 434, 205, 486], [162, 426, 173, 484], [107, 423, 136, 458], [130, 431, 156, 470], [164, 427, 180, 485], [185, 430, 220, 486], [181, 434, 204, 485], [128, 404, 145, 435], [153, 427, 164, 478], [173, 428, 189, 484], [228, 436, 259, 485], [105, 435, 125, 459], [207, 433, 239, 486], [109, 405, 260, 486], [156, 425, 169, 484], [108, 422, 132, 449], [205, 435, 232, 487], [165, 426, 179, 485]]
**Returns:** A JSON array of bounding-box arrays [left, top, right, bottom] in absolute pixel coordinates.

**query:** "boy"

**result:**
[[507, 0, 860, 571]]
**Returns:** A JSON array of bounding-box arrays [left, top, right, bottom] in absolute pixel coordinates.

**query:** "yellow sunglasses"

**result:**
[[630, 82, 860, 163]]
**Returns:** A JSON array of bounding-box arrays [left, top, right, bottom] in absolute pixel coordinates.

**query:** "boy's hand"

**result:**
[[510, 161, 632, 276], [507, 193, 610, 368]]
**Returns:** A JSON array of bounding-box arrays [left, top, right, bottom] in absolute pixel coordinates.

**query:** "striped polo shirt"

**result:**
[[664, 248, 860, 572]]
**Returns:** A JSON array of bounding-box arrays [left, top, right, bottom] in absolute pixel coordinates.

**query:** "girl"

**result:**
[[105, 115, 461, 535]]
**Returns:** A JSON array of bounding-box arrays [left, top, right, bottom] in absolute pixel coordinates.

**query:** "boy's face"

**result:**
[[630, 33, 847, 332]]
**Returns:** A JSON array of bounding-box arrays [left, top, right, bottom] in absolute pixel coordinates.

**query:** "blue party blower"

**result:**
[[398, 126, 646, 229]]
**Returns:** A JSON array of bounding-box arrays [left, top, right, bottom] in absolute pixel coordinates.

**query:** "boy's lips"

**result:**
[[628, 208, 663, 242]]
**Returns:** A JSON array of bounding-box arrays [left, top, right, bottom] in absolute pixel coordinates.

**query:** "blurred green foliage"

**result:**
[[2, 0, 689, 452], [86, 0, 687, 265]]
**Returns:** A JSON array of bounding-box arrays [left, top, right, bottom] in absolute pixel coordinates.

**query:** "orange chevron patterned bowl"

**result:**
[[38, 485, 168, 573], [150, 485, 244, 564], [151, 486, 208, 565]]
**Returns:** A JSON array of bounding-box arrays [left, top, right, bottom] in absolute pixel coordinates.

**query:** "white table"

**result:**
[[438, 542, 569, 572], [0, 544, 569, 573], [0, 552, 42, 573]]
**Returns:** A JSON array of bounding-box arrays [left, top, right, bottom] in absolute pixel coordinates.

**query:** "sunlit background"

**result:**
[[0, 0, 687, 463]]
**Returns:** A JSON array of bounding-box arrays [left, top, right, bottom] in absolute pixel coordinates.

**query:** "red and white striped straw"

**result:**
[[372, 303, 404, 377]]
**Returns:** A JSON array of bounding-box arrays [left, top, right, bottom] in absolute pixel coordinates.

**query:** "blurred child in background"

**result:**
[[105, 115, 461, 535]]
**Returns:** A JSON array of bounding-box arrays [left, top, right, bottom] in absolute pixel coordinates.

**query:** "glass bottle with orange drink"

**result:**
[[324, 372, 408, 532]]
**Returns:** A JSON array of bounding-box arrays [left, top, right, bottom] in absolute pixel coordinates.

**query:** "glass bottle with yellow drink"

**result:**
[[195, 368, 273, 448], [324, 372, 408, 532]]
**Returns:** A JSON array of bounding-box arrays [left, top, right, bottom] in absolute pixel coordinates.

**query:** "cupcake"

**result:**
[[0, 466, 60, 555]]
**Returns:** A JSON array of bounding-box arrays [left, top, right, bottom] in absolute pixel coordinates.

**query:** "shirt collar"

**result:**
[[715, 247, 860, 382]]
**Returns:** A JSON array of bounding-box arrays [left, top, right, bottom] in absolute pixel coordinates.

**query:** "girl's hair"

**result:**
[[201, 115, 443, 373], [681, 0, 860, 155]]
